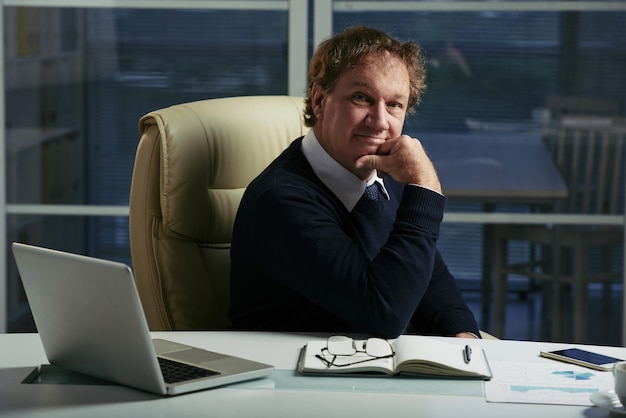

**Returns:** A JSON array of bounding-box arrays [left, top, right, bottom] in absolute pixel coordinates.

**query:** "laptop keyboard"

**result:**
[[158, 357, 220, 384]]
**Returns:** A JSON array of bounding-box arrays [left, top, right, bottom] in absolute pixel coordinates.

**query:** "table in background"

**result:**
[[420, 131, 567, 201], [420, 132, 568, 332], [0, 331, 622, 418]]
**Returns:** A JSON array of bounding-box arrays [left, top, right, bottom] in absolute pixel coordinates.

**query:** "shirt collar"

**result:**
[[301, 130, 389, 212]]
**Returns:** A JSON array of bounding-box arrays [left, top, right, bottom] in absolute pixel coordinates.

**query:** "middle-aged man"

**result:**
[[229, 25, 480, 339]]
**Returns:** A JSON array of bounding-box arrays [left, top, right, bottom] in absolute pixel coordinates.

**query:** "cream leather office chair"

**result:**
[[129, 96, 308, 331]]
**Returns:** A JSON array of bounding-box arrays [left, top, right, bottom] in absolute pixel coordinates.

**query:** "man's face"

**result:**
[[311, 51, 410, 180]]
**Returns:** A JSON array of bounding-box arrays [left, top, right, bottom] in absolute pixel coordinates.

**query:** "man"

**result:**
[[229, 26, 479, 339]]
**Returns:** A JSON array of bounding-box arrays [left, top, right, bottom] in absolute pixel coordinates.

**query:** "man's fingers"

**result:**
[[376, 138, 395, 155], [355, 154, 379, 170]]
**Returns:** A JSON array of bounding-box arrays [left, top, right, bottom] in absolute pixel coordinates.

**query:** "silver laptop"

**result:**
[[12, 242, 274, 396]]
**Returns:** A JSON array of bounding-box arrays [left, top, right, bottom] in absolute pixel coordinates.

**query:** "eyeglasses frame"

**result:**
[[315, 336, 395, 368]]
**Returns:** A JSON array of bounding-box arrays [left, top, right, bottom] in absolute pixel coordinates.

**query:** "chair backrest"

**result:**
[[545, 95, 622, 120], [555, 116, 626, 214], [542, 95, 622, 147], [129, 96, 308, 330]]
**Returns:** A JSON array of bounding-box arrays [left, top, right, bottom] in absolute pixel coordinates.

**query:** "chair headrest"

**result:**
[[138, 96, 308, 242]]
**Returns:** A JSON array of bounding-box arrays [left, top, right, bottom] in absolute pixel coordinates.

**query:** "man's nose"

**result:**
[[365, 102, 390, 131]]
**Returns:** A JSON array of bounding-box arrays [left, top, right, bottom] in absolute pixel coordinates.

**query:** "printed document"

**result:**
[[484, 361, 614, 406]]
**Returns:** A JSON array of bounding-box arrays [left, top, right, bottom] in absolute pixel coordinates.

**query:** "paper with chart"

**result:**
[[484, 361, 614, 406]]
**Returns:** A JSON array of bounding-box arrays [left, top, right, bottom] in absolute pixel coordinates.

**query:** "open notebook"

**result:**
[[12, 242, 274, 396]]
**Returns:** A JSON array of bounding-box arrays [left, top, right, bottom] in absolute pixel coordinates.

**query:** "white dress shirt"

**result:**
[[301, 130, 389, 212]]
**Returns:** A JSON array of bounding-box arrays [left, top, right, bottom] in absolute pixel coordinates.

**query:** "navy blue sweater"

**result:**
[[229, 138, 479, 339]]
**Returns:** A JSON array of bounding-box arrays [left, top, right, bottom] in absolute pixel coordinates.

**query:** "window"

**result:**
[[3, 1, 625, 341]]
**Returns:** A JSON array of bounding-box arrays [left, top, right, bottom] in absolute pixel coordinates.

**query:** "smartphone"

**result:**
[[540, 348, 623, 371]]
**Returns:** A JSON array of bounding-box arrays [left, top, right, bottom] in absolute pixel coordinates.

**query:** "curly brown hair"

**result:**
[[303, 26, 427, 127]]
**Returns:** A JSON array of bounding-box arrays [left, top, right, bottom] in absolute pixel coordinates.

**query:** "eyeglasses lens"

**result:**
[[327, 336, 357, 355], [364, 338, 392, 357]]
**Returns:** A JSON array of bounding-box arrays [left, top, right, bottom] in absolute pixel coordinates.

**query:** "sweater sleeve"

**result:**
[[409, 250, 481, 337]]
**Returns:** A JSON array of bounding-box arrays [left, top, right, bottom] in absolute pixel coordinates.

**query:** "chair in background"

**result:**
[[129, 96, 308, 330], [542, 95, 622, 150], [496, 94, 621, 339], [544, 95, 622, 120], [492, 116, 626, 342]]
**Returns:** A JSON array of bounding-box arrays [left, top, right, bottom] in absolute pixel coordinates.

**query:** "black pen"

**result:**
[[464, 345, 472, 364]]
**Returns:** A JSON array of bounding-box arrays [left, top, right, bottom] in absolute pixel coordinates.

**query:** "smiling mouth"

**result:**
[[354, 133, 385, 143]]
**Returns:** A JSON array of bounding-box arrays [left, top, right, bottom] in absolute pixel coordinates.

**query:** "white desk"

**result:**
[[0, 331, 623, 418]]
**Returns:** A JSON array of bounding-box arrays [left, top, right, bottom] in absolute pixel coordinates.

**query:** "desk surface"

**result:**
[[0, 331, 623, 418], [420, 132, 567, 201]]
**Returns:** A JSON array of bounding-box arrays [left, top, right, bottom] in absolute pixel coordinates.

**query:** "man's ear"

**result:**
[[311, 83, 325, 118]]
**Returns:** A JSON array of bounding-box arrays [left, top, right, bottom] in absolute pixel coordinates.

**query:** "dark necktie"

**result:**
[[363, 183, 380, 201], [353, 181, 392, 257]]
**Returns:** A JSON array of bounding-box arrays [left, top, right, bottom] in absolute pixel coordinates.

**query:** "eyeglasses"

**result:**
[[315, 336, 395, 368]]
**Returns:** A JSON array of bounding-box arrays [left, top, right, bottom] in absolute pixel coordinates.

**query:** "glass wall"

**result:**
[[3, 1, 300, 332], [322, 3, 626, 343], [3, 1, 625, 343]]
